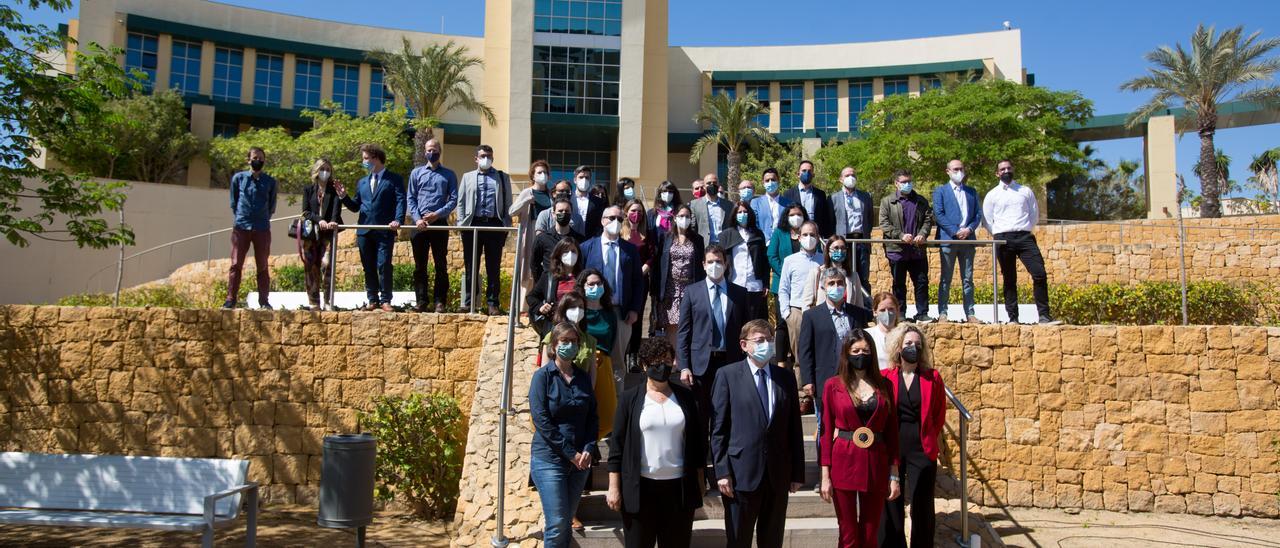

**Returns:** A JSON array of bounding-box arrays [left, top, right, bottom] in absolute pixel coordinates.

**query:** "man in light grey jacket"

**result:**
[[457, 144, 512, 314]]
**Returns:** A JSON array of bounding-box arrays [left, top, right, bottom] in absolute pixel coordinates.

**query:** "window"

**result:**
[[167, 39, 201, 95], [213, 122, 238, 139], [921, 76, 943, 93], [125, 32, 158, 91], [813, 81, 837, 132], [848, 79, 873, 130], [711, 84, 735, 100], [332, 62, 360, 114], [369, 67, 395, 113], [778, 83, 803, 132], [532, 46, 621, 116], [212, 47, 243, 102], [294, 57, 322, 109], [746, 84, 770, 127], [534, 0, 622, 36], [253, 52, 284, 107], [883, 78, 909, 97], [533, 149, 612, 187]]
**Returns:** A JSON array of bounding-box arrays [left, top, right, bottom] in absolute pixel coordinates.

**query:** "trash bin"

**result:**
[[317, 433, 377, 529]]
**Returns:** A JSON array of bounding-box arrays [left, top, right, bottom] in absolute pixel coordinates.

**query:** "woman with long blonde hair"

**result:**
[[300, 158, 344, 309]]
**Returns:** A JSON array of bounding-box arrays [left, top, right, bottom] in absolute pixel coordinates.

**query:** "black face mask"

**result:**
[[705, 185, 718, 197], [646, 363, 672, 382], [249, 159, 265, 172], [847, 354, 869, 371], [425, 151, 440, 164], [901, 345, 920, 364], [555, 211, 571, 226], [999, 172, 1014, 183]]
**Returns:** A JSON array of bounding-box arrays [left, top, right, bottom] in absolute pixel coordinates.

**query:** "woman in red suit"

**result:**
[[880, 324, 947, 548], [820, 328, 901, 547]]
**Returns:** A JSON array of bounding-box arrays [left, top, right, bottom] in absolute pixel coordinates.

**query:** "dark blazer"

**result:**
[[572, 193, 606, 238], [878, 191, 935, 256], [676, 278, 747, 376], [651, 232, 705, 301], [340, 169, 406, 235], [302, 183, 344, 228], [717, 227, 769, 289], [710, 359, 805, 492], [798, 302, 874, 400], [607, 383, 706, 514], [831, 188, 875, 237], [783, 185, 835, 237], [581, 236, 646, 318], [931, 183, 982, 241], [526, 271, 574, 335], [529, 228, 584, 283]]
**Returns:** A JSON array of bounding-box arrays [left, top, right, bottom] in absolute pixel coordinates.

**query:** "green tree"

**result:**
[[689, 91, 774, 187], [1, 0, 134, 248], [740, 138, 809, 191], [1046, 145, 1147, 220], [368, 38, 494, 166], [815, 79, 1093, 204], [209, 104, 415, 195], [1121, 24, 1280, 218], [1247, 148, 1279, 212], [40, 88, 203, 184]]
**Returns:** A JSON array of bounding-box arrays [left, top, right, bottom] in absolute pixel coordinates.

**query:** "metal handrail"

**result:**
[[846, 238, 1004, 322], [1042, 217, 1280, 235], [944, 385, 974, 547]]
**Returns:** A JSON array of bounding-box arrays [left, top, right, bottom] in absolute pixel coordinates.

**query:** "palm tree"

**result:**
[[690, 90, 773, 187], [1194, 148, 1235, 203], [1120, 24, 1280, 218], [1248, 148, 1280, 211], [369, 38, 495, 166]]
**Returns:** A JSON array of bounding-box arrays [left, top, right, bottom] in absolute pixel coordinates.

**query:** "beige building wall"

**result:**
[[481, 0, 532, 177], [616, 0, 669, 193], [1144, 115, 1179, 219]]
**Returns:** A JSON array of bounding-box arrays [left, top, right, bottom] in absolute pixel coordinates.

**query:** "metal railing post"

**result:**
[[991, 242, 999, 323], [470, 228, 480, 314], [491, 221, 525, 548], [206, 234, 212, 265], [945, 386, 974, 548]]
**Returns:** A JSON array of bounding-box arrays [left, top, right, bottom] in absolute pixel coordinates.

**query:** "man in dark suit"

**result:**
[[711, 319, 805, 548], [783, 160, 834, 238], [677, 244, 747, 426], [583, 205, 646, 390], [831, 166, 875, 300], [339, 143, 405, 311], [570, 165, 606, 238], [933, 159, 984, 323], [798, 266, 873, 450], [457, 144, 513, 315]]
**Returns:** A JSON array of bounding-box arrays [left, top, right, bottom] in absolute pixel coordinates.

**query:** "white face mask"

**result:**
[[660, 191, 673, 203], [788, 215, 804, 229], [560, 251, 578, 266], [604, 219, 621, 236], [534, 172, 548, 184], [675, 216, 691, 230], [565, 307, 585, 323], [842, 175, 856, 189], [949, 170, 965, 184], [705, 262, 726, 281], [477, 157, 492, 170], [576, 177, 591, 193], [800, 235, 818, 251], [318, 170, 331, 182]]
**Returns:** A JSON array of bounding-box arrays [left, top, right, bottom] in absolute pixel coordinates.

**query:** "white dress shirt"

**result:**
[[748, 359, 776, 423], [777, 250, 824, 319], [841, 189, 863, 234], [730, 228, 763, 292], [982, 181, 1038, 235], [706, 197, 724, 236], [950, 182, 969, 227], [869, 327, 891, 371], [639, 392, 686, 480]]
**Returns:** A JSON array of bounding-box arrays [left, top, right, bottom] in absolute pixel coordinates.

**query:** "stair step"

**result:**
[[587, 461, 824, 493], [577, 489, 835, 522], [573, 517, 839, 548]]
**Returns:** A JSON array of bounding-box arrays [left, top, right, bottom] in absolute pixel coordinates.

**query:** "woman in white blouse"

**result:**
[[606, 337, 705, 547]]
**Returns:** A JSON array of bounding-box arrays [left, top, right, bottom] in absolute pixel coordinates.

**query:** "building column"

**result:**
[[187, 103, 215, 187], [768, 81, 781, 133], [872, 77, 885, 102], [617, 0, 669, 193], [482, 0, 533, 177], [802, 80, 815, 131], [155, 34, 173, 92], [240, 47, 256, 105], [198, 41, 215, 96], [320, 59, 335, 103], [836, 79, 850, 133], [281, 53, 296, 109], [357, 63, 372, 116], [907, 75, 921, 98], [1144, 114, 1178, 219]]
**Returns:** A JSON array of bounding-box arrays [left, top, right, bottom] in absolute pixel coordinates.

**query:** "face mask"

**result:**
[[628, 211, 641, 224], [764, 180, 779, 194], [800, 235, 817, 251], [361, 160, 372, 170], [534, 172, 548, 185], [788, 215, 804, 229], [830, 249, 846, 262], [847, 354, 870, 371], [317, 170, 331, 182], [705, 262, 725, 280], [692, 188, 705, 199], [899, 181, 914, 194], [646, 363, 673, 382], [250, 159, 265, 172], [478, 157, 492, 170], [705, 185, 718, 198], [999, 172, 1014, 184], [604, 219, 621, 236], [660, 191, 673, 204], [576, 177, 592, 193], [750, 340, 775, 363], [826, 285, 846, 303], [555, 210, 571, 226], [425, 151, 440, 164], [799, 171, 812, 185], [556, 342, 578, 359], [623, 187, 635, 200], [565, 307, 584, 323], [842, 176, 857, 189], [739, 188, 754, 201], [876, 310, 897, 327], [735, 212, 749, 226], [585, 284, 604, 301], [901, 345, 920, 364], [949, 170, 964, 184], [560, 251, 577, 266], [675, 216, 691, 230]]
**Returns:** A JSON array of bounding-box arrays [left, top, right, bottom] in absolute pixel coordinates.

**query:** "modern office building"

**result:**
[[67, 0, 1026, 192]]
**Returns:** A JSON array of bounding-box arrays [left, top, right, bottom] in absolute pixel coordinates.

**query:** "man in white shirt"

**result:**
[[982, 159, 1058, 325], [750, 168, 791, 238], [933, 159, 983, 323], [777, 221, 824, 369]]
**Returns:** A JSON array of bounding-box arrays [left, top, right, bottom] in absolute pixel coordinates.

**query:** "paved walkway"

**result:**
[[984, 506, 1280, 548]]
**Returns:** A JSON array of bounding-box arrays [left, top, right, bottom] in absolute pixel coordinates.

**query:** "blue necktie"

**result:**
[[756, 368, 770, 421], [711, 283, 725, 350], [605, 242, 619, 305]]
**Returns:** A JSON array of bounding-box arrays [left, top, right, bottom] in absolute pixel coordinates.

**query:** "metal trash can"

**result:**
[[318, 433, 377, 532]]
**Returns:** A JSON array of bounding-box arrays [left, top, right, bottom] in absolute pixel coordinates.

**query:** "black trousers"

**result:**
[[622, 477, 694, 548], [995, 231, 1050, 321], [724, 477, 789, 548], [461, 217, 508, 308], [745, 290, 768, 323], [772, 292, 792, 366], [410, 222, 449, 307], [879, 457, 937, 548], [890, 256, 930, 318]]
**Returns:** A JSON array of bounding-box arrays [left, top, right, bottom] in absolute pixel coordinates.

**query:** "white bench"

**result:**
[[0, 452, 258, 547]]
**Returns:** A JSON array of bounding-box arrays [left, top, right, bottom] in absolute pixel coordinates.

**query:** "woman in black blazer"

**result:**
[[607, 337, 704, 548], [300, 159, 345, 310], [527, 239, 584, 337], [717, 200, 771, 323]]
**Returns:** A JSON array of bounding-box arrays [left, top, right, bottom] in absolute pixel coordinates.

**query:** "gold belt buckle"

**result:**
[[853, 427, 875, 448]]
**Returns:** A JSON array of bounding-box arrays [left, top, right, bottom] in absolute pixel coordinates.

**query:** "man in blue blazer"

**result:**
[[750, 167, 791, 239], [711, 319, 805, 548], [582, 205, 646, 386], [831, 166, 876, 300], [339, 143, 405, 311], [932, 159, 983, 323], [676, 245, 748, 431]]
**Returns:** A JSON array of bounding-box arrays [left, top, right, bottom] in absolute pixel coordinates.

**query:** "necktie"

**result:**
[[711, 283, 725, 349], [756, 368, 770, 421], [370, 173, 377, 194], [605, 242, 619, 305]]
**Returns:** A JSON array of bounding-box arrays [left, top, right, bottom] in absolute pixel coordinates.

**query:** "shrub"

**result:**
[[358, 392, 465, 519], [1051, 281, 1256, 325], [272, 265, 307, 292], [207, 278, 252, 308], [57, 285, 192, 308]]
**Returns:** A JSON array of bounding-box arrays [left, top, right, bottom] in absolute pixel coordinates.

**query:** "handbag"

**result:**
[[288, 218, 319, 241]]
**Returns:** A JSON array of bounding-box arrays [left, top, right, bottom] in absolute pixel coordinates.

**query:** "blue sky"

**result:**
[[19, 0, 1280, 198]]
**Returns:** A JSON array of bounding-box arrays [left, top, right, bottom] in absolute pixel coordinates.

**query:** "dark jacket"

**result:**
[[651, 232, 705, 301], [572, 193, 607, 238], [526, 271, 575, 336], [676, 278, 747, 376], [582, 236, 646, 318], [341, 169, 406, 235], [783, 185, 835, 238], [798, 302, 874, 400], [717, 226, 770, 290], [530, 228, 584, 283], [607, 383, 706, 514], [711, 359, 805, 491], [878, 190, 935, 256], [302, 182, 344, 231]]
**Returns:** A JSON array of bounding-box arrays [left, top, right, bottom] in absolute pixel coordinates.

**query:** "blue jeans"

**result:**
[[356, 232, 395, 304], [530, 455, 591, 548], [938, 244, 976, 318]]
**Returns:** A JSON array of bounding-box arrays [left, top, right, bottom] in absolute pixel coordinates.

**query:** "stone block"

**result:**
[[1189, 390, 1239, 412], [1212, 492, 1242, 516], [234, 424, 274, 455], [272, 454, 307, 485]]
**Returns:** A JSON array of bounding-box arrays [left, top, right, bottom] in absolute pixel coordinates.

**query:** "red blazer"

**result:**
[[819, 377, 900, 493], [887, 366, 947, 461]]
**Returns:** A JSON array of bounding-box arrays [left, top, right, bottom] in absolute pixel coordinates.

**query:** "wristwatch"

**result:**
[[889, 474, 900, 482]]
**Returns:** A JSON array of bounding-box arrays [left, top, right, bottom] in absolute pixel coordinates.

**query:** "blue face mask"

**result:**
[[826, 285, 846, 303], [739, 188, 754, 202], [361, 160, 372, 171], [750, 340, 775, 363], [623, 187, 635, 200], [799, 171, 812, 185], [556, 342, 578, 359], [764, 180, 779, 193], [585, 284, 604, 301], [899, 181, 913, 194], [735, 212, 749, 226], [831, 249, 846, 263]]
